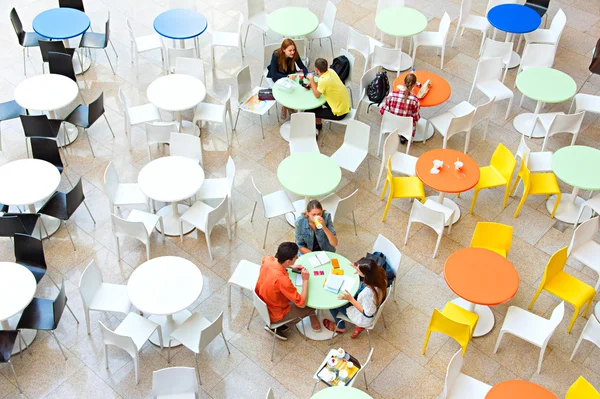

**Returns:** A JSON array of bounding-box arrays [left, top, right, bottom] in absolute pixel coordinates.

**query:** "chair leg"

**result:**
[[432, 231, 442, 258], [194, 353, 203, 385], [83, 129, 95, 158], [259, 116, 265, 139], [103, 49, 116, 74], [205, 231, 213, 260], [352, 211, 357, 236], [50, 331, 68, 360], [65, 302, 80, 324], [103, 114, 115, 138], [537, 344, 547, 374], [233, 110, 240, 131], [493, 330, 505, 353], [8, 361, 22, 393], [243, 24, 251, 48], [270, 327, 277, 362], [311, 382, 318, 396], [404, 221, 412, 246], [64, 222, 77, 251], [23, 48, 26, 75], [167, 339, 173, 363], [469, 189, 480, 214], [550, 192, 561, 218], [263, 219, 270, 249], [83, 201, 96, 224], [422, 331, 431, 354], [247, 308, 255, 330], [221, 331, 231, 354], [505, 96, 513, 120]]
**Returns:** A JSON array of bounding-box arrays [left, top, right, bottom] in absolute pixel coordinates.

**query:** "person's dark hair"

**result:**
[[356, 257, 387, 306], [303, 200, 324, 218], [315, 58, 328, 73], [275, 242, 299, 263], [403, 73, 417, 101], [276, 38, 299, 74]]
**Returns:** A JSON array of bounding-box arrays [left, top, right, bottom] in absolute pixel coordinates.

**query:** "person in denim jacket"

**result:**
[[294, 200, 338, 254]]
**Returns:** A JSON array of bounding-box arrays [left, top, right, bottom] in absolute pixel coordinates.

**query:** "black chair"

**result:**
[[10, 8, 43, 75], [0, 331, 25, 393], [1, 100, 27, 152], [39, 178, 95, 250], [16, 282, 77, 360], [0, 213, 42, 238], [79, 14, 117, 74], [20, 115, 69, 159], [29, 137, 72, 187], [58, 0, 85, 12], [0, 203, 8, 213], [38, 40, 77, 74], [48, 51, 86, 105], [524, 0, 550, 26], [64, 93, 115, 157]]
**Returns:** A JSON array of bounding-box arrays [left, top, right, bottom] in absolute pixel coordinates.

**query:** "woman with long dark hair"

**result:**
[[380, 72, 421, 144], [294, 200, 338, 254]]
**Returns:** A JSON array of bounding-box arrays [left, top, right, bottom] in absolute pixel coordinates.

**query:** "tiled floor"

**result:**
[[1, 0, 600, 398]]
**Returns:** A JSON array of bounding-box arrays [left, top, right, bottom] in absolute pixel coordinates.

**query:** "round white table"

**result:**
[[138, 156, 205, 236], [14, 74, 80, 146], [0, 159, 62, 238], [127, 256, 203, 347], [147, 74, 206, 133], [0, 262, 38, 354]]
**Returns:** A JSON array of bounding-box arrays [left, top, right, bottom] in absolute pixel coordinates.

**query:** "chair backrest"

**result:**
[[59, 0, 85, 12], [589, 38, 600, 75], [516, 160, 532, 195], [78, 260, 104, 311], [333, 189, 359, 221], [0, 330, 18, 363], [409, 199, 445, 234], [568, 216, 600, 255], [489, 143, 516, 183], [381, 112, 414, 153], [103, 161, 119, 204], [252, 290, 272, 325], [236, 65, 253, 105], [323, 1, 337, 31], [52, 282, 69, 329], [438, 12, 451, 39], [103, 15, 111, 47], [369, 288, 391, 330], [541, 247, 568, 287], [346, 28, 370, 62], [206, 196, 229, 233], [546, 301, 565, 339], [88, 92, 106, 126], [118, 87, 130, 119], [48, 52, 77, 82], [145, 122, 178, 147], [429, 308, 472, 351], [550, 9, 567, 40], [14, 233, 47, 271], [125, 18, 136, 44], [382, 129, 401, 166], [520, 43, 555, 70], [175, 57, 205, 83], [444, 349, 465, 397], [112, 214, 149, 242], [566, 376, 600, 399], [458, 0, 473, 23], [470, 222, 513, 257], [481, 38, 512, 66], [170, 132, 203, 165], [266, 387, 275, 399], [167, 48, 195, 72], [20, 115, 56, 139], [290, 113, 318, 154], [377, 0, 405, 13], [486, 0, 516, 14], [198, 311, 225, 351], [373, 46, 402, 72], [581, 315, 600, 349], [294, 39, 307, 63], [247, 0, 265, 19], [152, 367, 199, 397], [39, 40, 71, 63], [474, 57, 504, 84], [348, 348, 374, 388], [344, 120, 370, 152], [0, 215, 29, 238], [169, 0, 196, 10], [66, 179, 86, 217], [525, 0, 549, 8], [359, 66, 379, 101], [540, 112, 585, 151], [263, 43, 280, 70], [99, 321, 138, 356], [372, 234, 401, 280], [10, 8, 25, 45], [30, 137, 64, 169], [473, 97, 495, 126], [445, 110, 475, 143], [250, 177, 266, 212]]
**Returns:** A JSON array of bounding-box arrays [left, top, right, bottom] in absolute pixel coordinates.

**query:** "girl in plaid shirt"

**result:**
[[380, 73, 420, 144]]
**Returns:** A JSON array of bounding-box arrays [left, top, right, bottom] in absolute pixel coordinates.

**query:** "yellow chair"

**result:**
[[510, 161, 562, 218], [469, 143, 516, 215], [529, 247, 595, 333], [422, 302, 478, 356], [566, 376, 600, 399], [380, 157, 425, 222], [470, 222, 513, 257]]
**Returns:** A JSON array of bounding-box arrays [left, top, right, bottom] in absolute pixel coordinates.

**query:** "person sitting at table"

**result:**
[[255, 241, 321, 340], [306, 58, 351, 133], [380, 72, 421, 145], [295, 200, 338, 254], [267, 38, 309, 119], [323, 257, 388, 338]]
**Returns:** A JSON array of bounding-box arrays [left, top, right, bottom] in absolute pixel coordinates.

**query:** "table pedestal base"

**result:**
[[285, 199, 306, 227], [513, 113, 547, 138], [1, 316, 37, 355], [507, 51, 521, 69], [73, 53, 92, 75], [28, 205, 61, 239], [156, 203, 194, 236], [280, 121, 291, 142], [396, 52, 414, 72], [546, 194, 591, 224], [451, 298, 495, 337], [148, 310, 192, 347], [426, 195, 461, 226], [412, 118, 435, 142], [295, 311, 338, 341]]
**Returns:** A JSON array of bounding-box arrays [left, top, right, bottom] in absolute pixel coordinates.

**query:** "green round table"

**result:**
[[273, 77, 326, 142], [311, 386, 373, 399], [267, 7, 319, 37], [375, 6, 428, 71], [546, 146, 600, 224], [514, 68, 577, 138]]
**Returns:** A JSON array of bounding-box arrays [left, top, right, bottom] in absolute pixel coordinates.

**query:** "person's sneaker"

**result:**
[[264, 325, 288, 341]]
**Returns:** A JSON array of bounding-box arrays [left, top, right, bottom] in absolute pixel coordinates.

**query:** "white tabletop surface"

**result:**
[[14, 74, 79, 112], [146, 74, 207, 112], [0, 262, 37, 322], [0, 159, 61, 206], [138, 155, 205, 203], [127, 256, 203, 315]]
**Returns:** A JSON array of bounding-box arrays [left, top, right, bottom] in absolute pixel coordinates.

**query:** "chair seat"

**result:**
[[329, 109, 357, 125], [39, 192, 69, 220], [89, 283, 132, 314], [574, 94, 600, 114], [114, 313, 159, 350], [23, 31, 44, 47], [228, 260, 261, 291], [501, 306, 552, 346], [524, 3, 548, 17], [449, 101, 476, 118], [211, 31, 238, 48], [528, 151, 552, 172], [524, 29, 555, 44], [423, 199, 454, 225], [535, 112, 563, 131], [263, 190, 295, 218], [414, 32, 442, 47], [528, 172, 560, 195], [127, 209, 161, 236], [65, 104, 90, 128], [129, 103, 161, 126], [248, 13, 269, 32], [331, 145, 366, 173], [113, 183, 148, 207], [476, 166, 506, 189], [17, 297, 54, 330], [0, 331, 18, 363], [429, 111, 453, 136], [390, 176, 425, 199], [136, 34, 164, 53], [193, 102, 225, 124], [447, 373, 492, 399], [545, 272, 595, 308], [0, 100, 25, 121], [391, 152, 418, 176], [195, 178, 229, 200], [307, 23, 333, 40], [239, 87, 276, 116], [476, 81, 513, 101], [169, 312, 209, 353], [19, 263, 46, 284], [442, 302, 478, 331], [571, 241, 600, 273], [462, 15, 490, 32], [80, 32, 106, 49], [180, 200, 213, 231]]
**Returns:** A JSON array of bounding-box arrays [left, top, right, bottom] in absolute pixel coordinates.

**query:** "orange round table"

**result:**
[[394, 70, 451, 142], [416, 149, 480, 225], [445, 248, 519, 337], [486, 380, 558, 399]]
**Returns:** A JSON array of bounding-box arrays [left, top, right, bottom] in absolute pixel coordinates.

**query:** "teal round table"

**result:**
[[375, 7, 428, 71], [311, 386, 373, 399], [514, 68, 577, 138], [277, 152, 342, 226], [272, 77, 326, 141], [290, 251, 359, 340], [547, 146, 600, 224], [267, 7, 319, 37]]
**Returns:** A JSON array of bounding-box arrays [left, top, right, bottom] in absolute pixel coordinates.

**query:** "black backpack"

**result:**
[[331, 55, 351, 83], [367, 70, 390, 105]]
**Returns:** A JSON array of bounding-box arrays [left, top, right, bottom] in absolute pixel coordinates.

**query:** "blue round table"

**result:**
[[154, 9, 208, 50], [33, 8, 91, 74], [487, 4, 541, 68]]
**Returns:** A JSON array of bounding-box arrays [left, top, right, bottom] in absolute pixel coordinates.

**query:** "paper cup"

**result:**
[[433, 160, 444, 169], [454, 161, 463, 170], [347, 361, 354, 370], [336, 348, 345, 359], [430, 167, 440, 174]]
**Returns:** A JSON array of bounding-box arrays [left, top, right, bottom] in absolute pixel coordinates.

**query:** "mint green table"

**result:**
[[514, 68, 577, 138], [278, 152, 342, 226], [375, 6, 428, 71], [547, 146, 600, 224], [288, 251, 359, 340], [311, 386, 373, 399], [267, 7, 319, 37]]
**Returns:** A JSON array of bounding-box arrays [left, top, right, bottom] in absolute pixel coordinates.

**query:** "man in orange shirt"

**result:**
[[255, 242, 319, 340]]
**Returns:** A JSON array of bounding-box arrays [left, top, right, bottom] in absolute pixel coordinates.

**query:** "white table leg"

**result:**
[[48, 110, 79, 148], [156, 202, 194, 236], [148, 310, 192, 347], [395, 37, 413, 71], [505, 33, 520, 68], [412, 118, 435, 142], [451, 298, 495, 337], [1, 316, 37, 355], [513, 101, 547, 138], [546, 186, 592, 224], [28, 204, 61, 239], [425, 192, 461, 225]]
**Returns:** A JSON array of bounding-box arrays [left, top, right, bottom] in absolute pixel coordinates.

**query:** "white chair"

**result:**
[[99, 313, 163, 384], [227, 260, 261, 306], [452, 0, 491, 54], [486, 0, 516, 13], [444, 97, 495, 147], [444, 349, 492, 399], [306, 1, 336, 59], [320, 189, 359, 235], [168, 312, 230, 385], [372, 234, 401, 299], [378, 111, 414, 157], [103, 161, 148, 213], [152, 367, 199, 399], [210, 14, 244, 69], [373, 46, 403, 78], [575, 193, 600, 227], [78, 260, 132, 335], [374, 0, 405, 40], [493, 302, 565, 374], [468, 57, 513, 120], [570, 314, 600, 361], [516, 43, 555, 78], [376, 128, 418, 190], [522, 9, 566, 50], [340, 48, 355, 106], [331, 120, 370, 178], [348, 348, 374, 388], [346, 28, 383, 75], [427, 108, 475, 153], [194, 156, 236, 217], [289, 113, 319, 154], [480, 38, 512, 83], [175, 57, 206, 83], [325, 106, 359, 130], [568, 216, 600, 290], [358, 66, 379, 115], [250, 177, 295, 248], [126, 18, 165, 72], [193, 86, 234, 146], [170, 132, 203, 166], [167, 47, 195, 74], [311, 348, 374, 396], [569, 93, 600, 116], [112, 212, 164, 261], [243, 0, 268, 48], [118, 88, 161, 149], [404, 199, 446, 258], [411, 12, 451, 69], [145, 121, 178, 161], [514, 135, 549, 174], [169, 0, 196, 9], [234, 65, 277, 139], [266, 388, 274, 399], [179, 196, 232, 260], [295, 39, 309, 66], [261, 43, 280, 87]]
